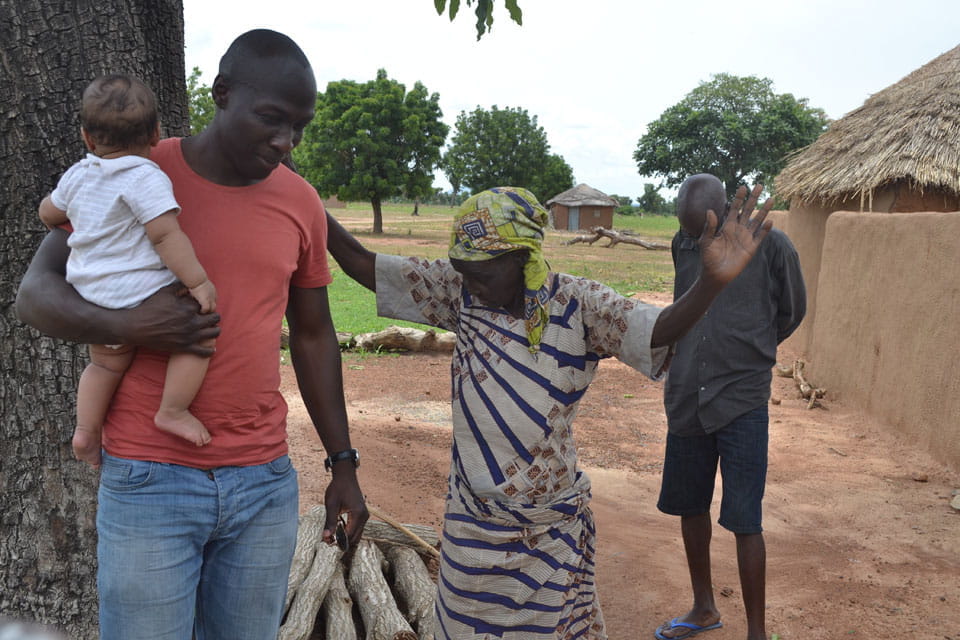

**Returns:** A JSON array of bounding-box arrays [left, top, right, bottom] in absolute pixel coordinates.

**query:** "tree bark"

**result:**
[[284, 505, 326, 616], [278, 540, 343, 640], [384, 545, 438, 640], [562, 227, 670, 250], [320, 565, 358, 640], [372, 194, 384, 234], [0, 1, 186, 636], [347, 540, 417, 640], [362, 520, 440, 551], [354, 326, 455, 354]]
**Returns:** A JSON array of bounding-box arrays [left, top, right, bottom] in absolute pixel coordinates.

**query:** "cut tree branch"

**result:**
[[776, 359, 826, 409], [563, 226, 670, 250]]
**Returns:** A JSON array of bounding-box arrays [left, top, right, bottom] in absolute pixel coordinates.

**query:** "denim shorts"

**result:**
[[96, 452, 299, 640], [657, 405, 768, 534]]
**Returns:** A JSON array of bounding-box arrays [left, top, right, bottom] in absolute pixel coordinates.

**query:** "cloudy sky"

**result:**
[[184, 0, 959, 200]]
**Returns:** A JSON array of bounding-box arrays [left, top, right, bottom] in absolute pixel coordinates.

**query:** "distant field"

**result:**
[[325, 201, 678, 334]]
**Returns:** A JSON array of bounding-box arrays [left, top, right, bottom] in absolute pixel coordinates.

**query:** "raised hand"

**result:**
[[698, 184, 773, 288]]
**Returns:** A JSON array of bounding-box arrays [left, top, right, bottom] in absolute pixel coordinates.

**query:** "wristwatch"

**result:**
[[324, 448, 360, 472]]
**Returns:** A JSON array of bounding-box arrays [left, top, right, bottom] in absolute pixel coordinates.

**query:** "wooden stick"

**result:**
[[363, 520, 440, 549], [792, 359, 826, 409], [367, 504, 440, 559]]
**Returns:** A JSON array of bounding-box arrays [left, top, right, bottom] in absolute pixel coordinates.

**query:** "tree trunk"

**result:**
[[0, 1, 187, 636], [411, 198, 420, 216], [372, 194, 384, 234]]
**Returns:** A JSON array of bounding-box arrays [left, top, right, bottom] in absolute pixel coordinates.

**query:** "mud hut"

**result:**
[[777, 45, 960, 349], [774, 44, 960, 468], [546, 184, 617, 231]]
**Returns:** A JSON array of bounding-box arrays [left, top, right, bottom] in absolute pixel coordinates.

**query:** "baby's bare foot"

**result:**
[[155, 408, 211, 447]]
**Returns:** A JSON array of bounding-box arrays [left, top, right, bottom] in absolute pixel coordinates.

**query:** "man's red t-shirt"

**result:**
[[102, 138, 331, 467]]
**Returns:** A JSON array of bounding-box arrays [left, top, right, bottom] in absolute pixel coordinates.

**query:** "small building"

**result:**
[[546, 184, 617, 231]]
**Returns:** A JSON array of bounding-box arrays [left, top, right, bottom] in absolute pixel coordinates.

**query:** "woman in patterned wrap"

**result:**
[[326, 186, 772, 639]]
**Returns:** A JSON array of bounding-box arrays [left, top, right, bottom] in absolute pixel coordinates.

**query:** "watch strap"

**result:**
[[324, 448, 359, 471]]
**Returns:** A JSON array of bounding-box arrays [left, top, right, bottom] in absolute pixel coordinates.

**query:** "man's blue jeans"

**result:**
[[96, 452, 299, 640]]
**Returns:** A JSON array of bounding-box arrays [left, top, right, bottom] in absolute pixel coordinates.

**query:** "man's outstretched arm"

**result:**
[[16, 228, 220, 355]]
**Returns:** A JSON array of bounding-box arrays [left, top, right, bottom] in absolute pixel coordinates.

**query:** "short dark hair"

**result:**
[[80, 74, 157, 149], [218, 29, 311, 86]]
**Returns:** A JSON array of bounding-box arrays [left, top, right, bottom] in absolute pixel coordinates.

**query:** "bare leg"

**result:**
[[154, 342, 213, 447], [736, 532, 766, 640], [75, 344, 135, 468], [659, 512, 722, 638]]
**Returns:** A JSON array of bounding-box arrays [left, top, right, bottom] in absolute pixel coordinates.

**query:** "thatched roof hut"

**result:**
[[546, 184, 619, 208], [776, 44, 960, 209]]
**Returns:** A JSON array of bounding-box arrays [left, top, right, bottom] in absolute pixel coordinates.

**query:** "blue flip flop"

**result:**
[[654, 617, 723, 640]]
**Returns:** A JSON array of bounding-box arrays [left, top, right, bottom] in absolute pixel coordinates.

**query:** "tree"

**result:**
[[295, 69, 448, 234], [186, 66, 214, 135], [0, 1, 188, 636], [529, 153, 575, 205], [433, 0, 523, 40], [442, 105, 574, 203], [439, 153, 466, 205], [634, 73, 828, 197], [637, 183, 668, 215]]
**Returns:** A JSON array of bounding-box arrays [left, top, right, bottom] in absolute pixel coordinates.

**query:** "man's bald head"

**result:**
[[675, 174, 727, 237], [218, 29, 312, 85]]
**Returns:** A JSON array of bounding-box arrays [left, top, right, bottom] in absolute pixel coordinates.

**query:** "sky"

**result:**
[[183, 0, 960, 201]]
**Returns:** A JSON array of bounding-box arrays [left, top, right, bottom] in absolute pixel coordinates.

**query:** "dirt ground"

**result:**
[[283, 291, 960, 640]]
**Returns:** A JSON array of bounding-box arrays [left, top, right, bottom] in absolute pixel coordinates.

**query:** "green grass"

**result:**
[[325, 201, 679, 334], [327, 270, 430, 334]]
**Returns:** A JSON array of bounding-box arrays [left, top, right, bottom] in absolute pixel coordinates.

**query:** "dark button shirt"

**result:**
[[664, 228, 806, 435]]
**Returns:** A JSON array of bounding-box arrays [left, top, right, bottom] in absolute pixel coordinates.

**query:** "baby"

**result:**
[[39, 74, 216, 467]]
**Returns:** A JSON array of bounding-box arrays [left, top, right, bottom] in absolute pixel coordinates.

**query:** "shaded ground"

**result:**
[[284, 295, 959, 640]]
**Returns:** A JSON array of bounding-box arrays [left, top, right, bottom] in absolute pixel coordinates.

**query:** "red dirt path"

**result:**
[[283, 301, 960, 639]]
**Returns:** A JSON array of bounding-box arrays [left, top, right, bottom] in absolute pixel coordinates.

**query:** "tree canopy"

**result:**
[[442, 105, 574, 204], [295, 69, 448, 233], [633, 73, 829, 197], [186, 67, 214, 135], [433, 0, 522, 40], [637, 183, 671, 215]]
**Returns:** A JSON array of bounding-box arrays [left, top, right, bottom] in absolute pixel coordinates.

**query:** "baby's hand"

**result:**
[[189, 279, 217, 313]]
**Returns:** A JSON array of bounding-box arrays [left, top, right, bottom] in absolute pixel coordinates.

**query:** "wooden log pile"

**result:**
[[279, 505, 440, 640], [562, 226, 670, 250]]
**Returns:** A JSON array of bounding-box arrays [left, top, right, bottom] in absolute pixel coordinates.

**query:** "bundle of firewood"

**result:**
[[278, 505, 440, 640]]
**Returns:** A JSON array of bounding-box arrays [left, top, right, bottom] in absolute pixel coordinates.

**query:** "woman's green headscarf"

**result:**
[[449, 187, 550, 352]]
